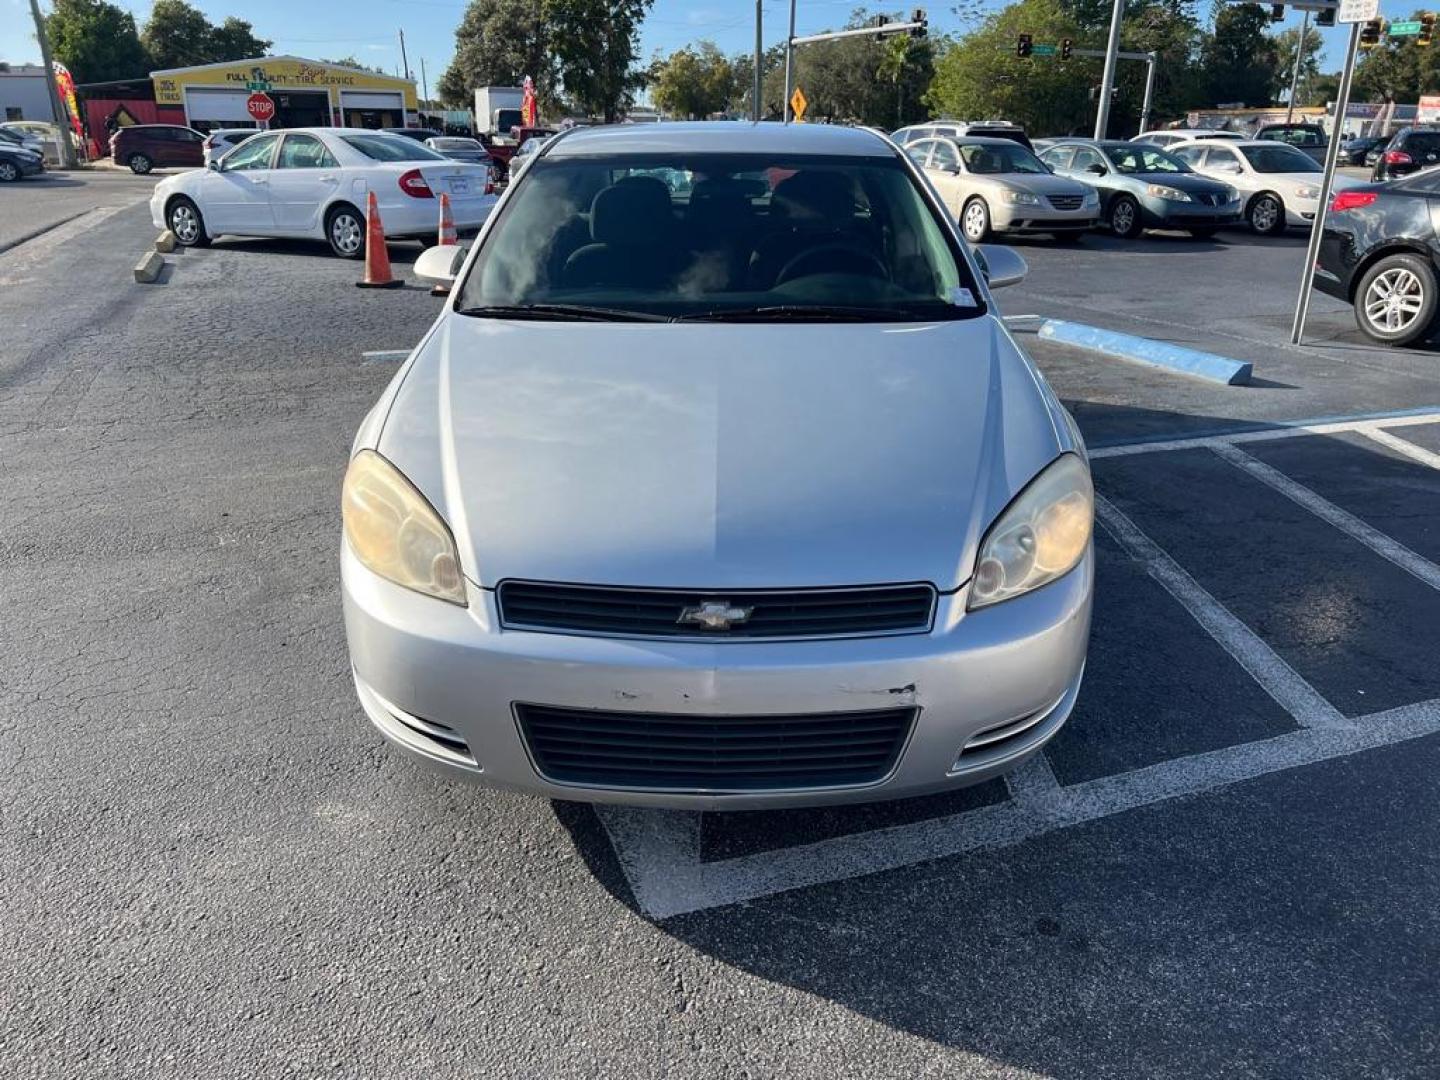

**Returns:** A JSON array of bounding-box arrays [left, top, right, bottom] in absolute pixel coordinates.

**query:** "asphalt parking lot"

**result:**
[[4, 204, 1440, 1078]]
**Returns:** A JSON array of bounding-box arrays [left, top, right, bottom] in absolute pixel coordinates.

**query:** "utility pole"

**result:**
[[1094, 0, 1124, 138], [27, 0, 78, 168], [783, 0, 797, 123], [398, 28, 411, 81], [1139, 52, 1157, 134], [753, 0, 763, 121], [1285, 8, 1311, 125], [420, 57, 429, 110]]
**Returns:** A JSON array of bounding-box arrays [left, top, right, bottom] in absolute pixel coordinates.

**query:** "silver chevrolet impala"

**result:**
[[341, 122, 1094, 810]]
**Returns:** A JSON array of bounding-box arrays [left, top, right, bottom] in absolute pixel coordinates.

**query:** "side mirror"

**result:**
[[1086, 162, 1108, 176], [207, 159, 220, 171], [414, 243, 467, 287], [976, 244, 1027, 290]]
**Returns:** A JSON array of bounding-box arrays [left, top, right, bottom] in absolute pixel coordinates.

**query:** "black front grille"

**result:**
[[516, 703, 916, 791], [1047, 194, 1084, 210], [497, 581, 935, 639]]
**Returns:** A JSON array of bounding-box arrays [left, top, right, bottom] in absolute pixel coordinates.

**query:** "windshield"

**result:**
[[959, 142, 1047, 174], [1239, 144, 1321, 174], [432, 137, 483, 150], [340, 133, 447, 162], [455, 152, 982, 322], [1105, 145, 1189, 174]]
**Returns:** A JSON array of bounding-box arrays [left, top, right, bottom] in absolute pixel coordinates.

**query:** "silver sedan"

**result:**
[[341, 122, 1094, 809]]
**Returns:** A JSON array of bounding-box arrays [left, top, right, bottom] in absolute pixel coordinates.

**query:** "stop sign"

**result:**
[[246, 92, 275, 122]]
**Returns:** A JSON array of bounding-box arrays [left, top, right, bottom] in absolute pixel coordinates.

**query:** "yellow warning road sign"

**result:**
[[790, 86, 808, 121]]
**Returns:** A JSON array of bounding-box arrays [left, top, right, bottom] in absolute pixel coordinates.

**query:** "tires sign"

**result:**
[[246, 92, 275, 123]]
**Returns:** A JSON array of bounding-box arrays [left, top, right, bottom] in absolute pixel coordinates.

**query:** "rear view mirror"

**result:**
[[415, 243, 467, 287], [976, 244, 1028, 289]]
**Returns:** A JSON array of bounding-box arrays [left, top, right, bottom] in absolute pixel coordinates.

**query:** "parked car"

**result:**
[[893, 120, 1033, 151], [1315, 173, 1440, 346], [1369, 127, 1440, 182], [0, 125, 45, 157], [345, 122, 1094, 809], [0, 142, 45, 182], [1, 120, 68, 163], [149, 127, 498, 258], [905, 135, 1098, 241], [504, 133, 551, 179], [1341, 135, 1386, 166], [424, 135, 497, 179], [1252, 122, 1328, 163], [381, 127, 443, 142], [1169, 139, 1357, 235], [202, 127, 262, 166], [110, 124, 205, 174], [1131, 128, 1244, 148], [1039, 139, 1241, 238]]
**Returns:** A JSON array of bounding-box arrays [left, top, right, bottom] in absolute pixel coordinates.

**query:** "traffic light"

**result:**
[[1420, 12, 1436, 45], [1271, 4, 1285, 22], [1316, 5, 1335, 26], [1017, 33, 1033, 58], [873, 13, 889, 28], [1359, 17, 1383, 48], [909, 8, 927, 38], [1060, 37, 1073, 60]]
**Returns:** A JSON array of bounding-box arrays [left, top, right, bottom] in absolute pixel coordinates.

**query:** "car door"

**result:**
[[200, 131, 280, 234], [1200, 145, 1247, 194], [174, 128, 205, 167], [923, 139, 966, 216], [269, 133, 341, 234]]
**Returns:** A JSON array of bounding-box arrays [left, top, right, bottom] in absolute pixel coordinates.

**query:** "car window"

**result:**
[[1105, 145, 1187, 173], [958, 142, 1046, 174], [178, 129, 203, 143], [222, 132, 279, 171], [1070, 147, 1104, 172], [1170, 146, 1202, 165], [1203, 147, 1242, 172], [903, 139, 930, 166], [1403, 132, 1440, 155], [431, 137, 483, 150], [277, 133, 338, 169], [929, 141, 959, 170], [340, 133, 447, 162], [1239, 144, 1321, 173], [458, 151, 984, 322], [1041, 146, 1075, 170]]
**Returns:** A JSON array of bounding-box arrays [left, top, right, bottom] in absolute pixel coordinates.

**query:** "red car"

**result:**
[[110, 125, 206, 174]]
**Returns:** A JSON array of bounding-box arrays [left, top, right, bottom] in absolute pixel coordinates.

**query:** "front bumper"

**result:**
[[1140, 197, 1242, 228], [990, 201, 1099, 232], [342, 543, 1094, 810]]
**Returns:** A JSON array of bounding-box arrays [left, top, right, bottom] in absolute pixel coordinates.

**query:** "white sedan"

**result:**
[[1169, 139, 1357, 236], [149, 127, 499, 258]]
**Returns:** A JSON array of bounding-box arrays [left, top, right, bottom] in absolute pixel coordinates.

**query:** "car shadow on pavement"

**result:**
[[208, 236, 427, 265]]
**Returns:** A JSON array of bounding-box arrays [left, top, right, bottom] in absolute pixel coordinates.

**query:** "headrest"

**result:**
[[772, 171, 855, 226], [590, 177, 673, 245]]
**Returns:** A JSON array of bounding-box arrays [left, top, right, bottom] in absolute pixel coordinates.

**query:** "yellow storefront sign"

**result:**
[[152, 56, 417, 112]]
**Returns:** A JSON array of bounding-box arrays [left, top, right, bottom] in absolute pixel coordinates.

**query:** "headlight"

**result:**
[[1082, 189, 1099, 207], [1224, 186, 1240, 204], [1146, 183, 1192, 202], [968, 454, 1093, 610], [1293, 184, 1320, 200], [342, 450, 467, 605], [1003, 190, 1042, 206]]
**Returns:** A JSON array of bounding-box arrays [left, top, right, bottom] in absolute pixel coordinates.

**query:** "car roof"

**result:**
[[546, 121, 894, 158], [949, 136, 1032, 146]]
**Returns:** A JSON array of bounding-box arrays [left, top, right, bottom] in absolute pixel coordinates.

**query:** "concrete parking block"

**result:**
[[132, 249, 164, 283], [1038, 318, 1253, 386], [154, 230, 176, 253]]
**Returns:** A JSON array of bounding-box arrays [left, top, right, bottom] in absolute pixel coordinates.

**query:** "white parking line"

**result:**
[[1094, 494, 1343, 728], [596, 697, 1440, 918], [1361, 427, 1440, 471], [1090, 409, 1440, 459], [1210, 442, 1440, 593]]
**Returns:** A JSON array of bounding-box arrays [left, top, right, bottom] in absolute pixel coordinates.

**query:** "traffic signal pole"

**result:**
[[1094, 0, 1125, 138], [1285, 8, 1311, 124], [754, 0, 763, 121]]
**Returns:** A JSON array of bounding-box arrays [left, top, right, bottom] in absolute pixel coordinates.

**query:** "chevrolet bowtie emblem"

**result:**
[[677, 600, 755, 631]]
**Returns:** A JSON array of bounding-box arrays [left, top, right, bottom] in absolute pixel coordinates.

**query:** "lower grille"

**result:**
[[1047, 194, 1084, 210], [497, 580, 935, 639], [516, 703, 916, 792]]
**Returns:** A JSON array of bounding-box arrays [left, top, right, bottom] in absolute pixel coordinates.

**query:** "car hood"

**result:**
[[1129, 171, 1230, 194], [375, 315, 1071, 592], [982, 172, 1090, 198]]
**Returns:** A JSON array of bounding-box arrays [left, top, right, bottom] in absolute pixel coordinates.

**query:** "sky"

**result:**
[[3, 0, 1355, 97]]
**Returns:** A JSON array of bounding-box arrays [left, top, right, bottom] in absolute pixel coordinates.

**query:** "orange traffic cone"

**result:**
[[437, 192, 457, 246], [356, 190, 402, 290]]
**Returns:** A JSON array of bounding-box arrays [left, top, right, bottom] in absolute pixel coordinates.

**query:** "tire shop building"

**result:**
[[148, 56, 418, 133]]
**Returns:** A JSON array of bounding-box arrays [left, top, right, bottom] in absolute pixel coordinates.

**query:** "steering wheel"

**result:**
[[775, 244, 890, 287]]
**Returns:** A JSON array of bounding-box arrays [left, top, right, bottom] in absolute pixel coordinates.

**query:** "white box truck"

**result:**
[[474, 87, 525, 143]]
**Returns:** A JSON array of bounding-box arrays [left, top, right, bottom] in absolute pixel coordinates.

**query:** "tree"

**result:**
[[437, 0, 555, 109], [650, 41, 736, 118], [46, 0, 149, 83], [545, 0, 654, 121], [1354, 13, 1440, 103], [1197, 3, 1279, 107], [927, 0, 1091, 135], [141, 0, 215, 70], [208, 16, 271, 62]]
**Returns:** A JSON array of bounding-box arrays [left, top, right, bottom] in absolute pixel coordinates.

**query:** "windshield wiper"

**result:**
[[675, 304, 947, 323], [455, 304, 670, 322]]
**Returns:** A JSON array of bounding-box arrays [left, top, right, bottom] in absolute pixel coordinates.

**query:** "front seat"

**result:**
[[748, 171, 868, 289], [562, 176, 683, 290]]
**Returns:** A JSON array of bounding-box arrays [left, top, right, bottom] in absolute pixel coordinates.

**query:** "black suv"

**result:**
[[1370, 127, 1440, 182]]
